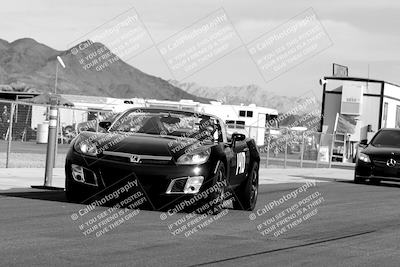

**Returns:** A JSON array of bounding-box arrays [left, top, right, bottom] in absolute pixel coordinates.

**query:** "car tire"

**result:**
[[354, 173, 365, 184], [196, 163, 226, 215], [65, 179, 85, 203], [233, 162, 259, 211], [370, 179, 381, 185]]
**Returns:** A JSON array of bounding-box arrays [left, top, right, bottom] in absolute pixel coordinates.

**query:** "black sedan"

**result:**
[[355, 128, 400, 184], [65, 108, 259, 213]]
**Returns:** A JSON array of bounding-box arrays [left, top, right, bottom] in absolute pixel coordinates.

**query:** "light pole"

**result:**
[[54, 56, 66, 167], [55, 56, 66, 94], [32, 56, 66, 190]]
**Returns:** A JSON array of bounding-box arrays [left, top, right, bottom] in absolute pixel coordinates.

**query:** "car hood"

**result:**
[[362, 145, 400, 158], [76, 131, 214, 159]]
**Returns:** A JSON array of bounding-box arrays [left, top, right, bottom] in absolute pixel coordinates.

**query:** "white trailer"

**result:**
[[198, 102, 278, 146]]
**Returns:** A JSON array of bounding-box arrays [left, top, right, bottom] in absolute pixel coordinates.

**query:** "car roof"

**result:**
[[379, 128, 400, 131]]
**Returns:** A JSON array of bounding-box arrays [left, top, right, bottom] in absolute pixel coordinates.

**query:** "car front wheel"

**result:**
[[65, 178, 86, 203], [233, 162, 259, 211], [354, 172, 365, 184]]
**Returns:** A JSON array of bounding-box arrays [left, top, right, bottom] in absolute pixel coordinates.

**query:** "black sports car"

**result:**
[[65, 107, 259, 213], [355, 128, 400, 184]]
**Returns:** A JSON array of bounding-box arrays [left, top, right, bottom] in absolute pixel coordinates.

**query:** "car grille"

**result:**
[[99, 169, 137, 186], [371, 156, 400, 177], [372, 157, 400, 167], [100, 151, 172, 165], [99, 168, 169, 197]]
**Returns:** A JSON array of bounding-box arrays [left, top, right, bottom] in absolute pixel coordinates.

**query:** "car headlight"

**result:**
[[74, 139, 98, 156], [176, 148, 211, 165], [358, 152, 371, 163]]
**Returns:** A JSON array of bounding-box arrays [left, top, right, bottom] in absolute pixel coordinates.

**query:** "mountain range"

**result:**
[[169, 80, 320, 113], [0, 38, 208, 102]]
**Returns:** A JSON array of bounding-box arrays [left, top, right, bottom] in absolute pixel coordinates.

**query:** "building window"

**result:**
[[383, 102, 388, 128], [239, 110, 246, 117], [246, 111, 253, 117], [396, 106, 400, 128]]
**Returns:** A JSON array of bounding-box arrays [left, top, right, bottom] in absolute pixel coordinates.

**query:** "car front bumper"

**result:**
[[65, 149, 218, 209], [355, 160, 400, 181]]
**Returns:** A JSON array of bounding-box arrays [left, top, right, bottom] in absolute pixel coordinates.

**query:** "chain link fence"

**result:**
[[0, 99, 355, 168], [261, 128, 357, 168], [0, 99, 110, 168], [235, 126, 356, 169]]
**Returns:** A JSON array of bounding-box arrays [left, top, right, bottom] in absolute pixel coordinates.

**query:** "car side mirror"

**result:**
[[231, 133, 246, 146], [99, 121, 111, 130]]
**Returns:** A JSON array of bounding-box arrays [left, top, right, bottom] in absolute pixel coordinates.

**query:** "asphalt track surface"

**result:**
[[1, 177, 400, 266]]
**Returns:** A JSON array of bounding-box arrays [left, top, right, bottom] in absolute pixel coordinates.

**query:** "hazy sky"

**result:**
[[1, 0, 399, 98]]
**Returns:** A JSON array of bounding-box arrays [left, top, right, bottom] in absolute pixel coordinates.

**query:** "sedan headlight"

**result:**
[[358, 152, 371, 163], [74, 139, 98, 156], [176, 148, 211, 165]]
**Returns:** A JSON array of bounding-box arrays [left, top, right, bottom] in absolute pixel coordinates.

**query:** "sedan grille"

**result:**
[[372, 157, 400, 168]]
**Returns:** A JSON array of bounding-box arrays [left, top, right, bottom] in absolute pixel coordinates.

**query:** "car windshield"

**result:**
[[370, 130, 400, 147], [109, 110, 221, 141]]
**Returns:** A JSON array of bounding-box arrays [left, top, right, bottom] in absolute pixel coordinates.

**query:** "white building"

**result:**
[[321, 76, 400, 142]]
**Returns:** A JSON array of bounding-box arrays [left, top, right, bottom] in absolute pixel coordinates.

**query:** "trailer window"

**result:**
[[266, 114, 278, 127], [226, 120, 245, 129], [236, 121, 245, 128], [226, 120, 235, 128]]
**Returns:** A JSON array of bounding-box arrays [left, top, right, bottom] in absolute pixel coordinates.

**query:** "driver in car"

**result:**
[[196, 118, 218, 142]]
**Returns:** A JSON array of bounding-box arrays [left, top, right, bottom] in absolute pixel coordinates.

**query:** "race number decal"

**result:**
[[236, 152, 246, 175]]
